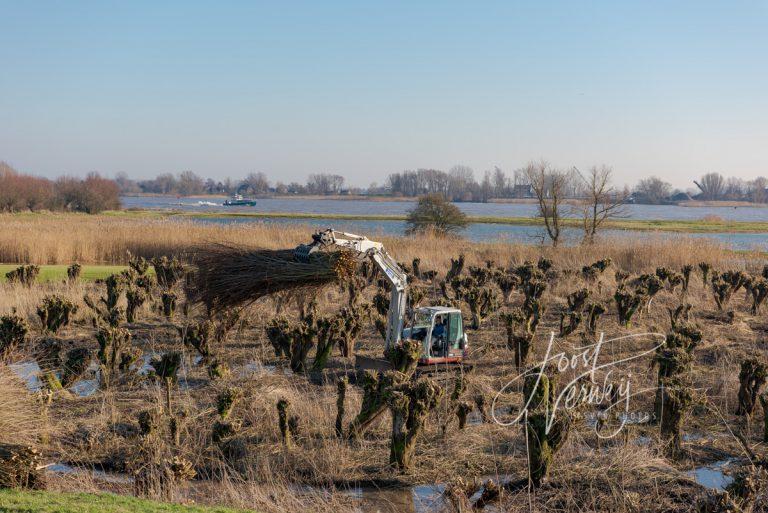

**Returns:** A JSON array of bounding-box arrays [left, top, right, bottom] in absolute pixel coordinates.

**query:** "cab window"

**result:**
[[447, 313, 463, 349], [413, 311, 432, 328]]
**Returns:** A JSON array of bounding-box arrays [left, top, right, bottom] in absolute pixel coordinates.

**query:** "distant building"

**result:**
[[670, 191, 692, 202]]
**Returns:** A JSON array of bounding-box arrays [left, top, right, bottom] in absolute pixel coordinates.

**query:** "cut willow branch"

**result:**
[[186, 243, 358, 311]]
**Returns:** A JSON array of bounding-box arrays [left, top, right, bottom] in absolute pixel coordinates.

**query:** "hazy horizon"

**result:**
[[2, 1, 766, 189]]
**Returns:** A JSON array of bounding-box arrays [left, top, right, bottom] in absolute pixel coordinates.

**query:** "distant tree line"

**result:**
[[4, 159, 767, 213], [0, 162, 120, 214], [117, 171, 350, 197], [118, 167, 768, 205], [633, 172, 768, 204]]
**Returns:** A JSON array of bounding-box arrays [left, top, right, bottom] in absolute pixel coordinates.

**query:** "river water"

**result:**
[[120, 196, 768, 250]]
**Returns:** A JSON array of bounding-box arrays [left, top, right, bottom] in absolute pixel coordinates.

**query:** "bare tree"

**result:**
[[694, 172, 725, 200], [307, 173, 344, 195], [448, 165, 475, 201], [576, 165, 628, 244], [747, 177, 768, 204], [176, 171, 205, 195], [525, 161, 572, 246], [634, 176, 671, 204], [239, 172, 270, 195], [480, 170, 492, 202], [492, 166, 507, 197], [723, 177, 745, 200]]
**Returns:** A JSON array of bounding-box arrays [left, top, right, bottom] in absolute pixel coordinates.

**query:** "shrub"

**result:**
[[276, 399, 299, 448], [150, 352, 182, 383], [66, 263, 82, 282], [462, 284, 499, 330], [96, 326, 132, 388], [385, 377, 443, 470], [5, 265, 40, 287], [84, 273, 125, 327], [53, 172, 121, 214], [126, 288, 148, 323], [405, 194, 468, 236], [0, 314, 29, 361], [179, 320, 215, 360], [523, 369, 572, 487], [0, 162, 54, 212], [748, 277, 768, 315], [711, 270, 748, 310], [559, 288, 590, 337], [60, 347, 91, 387], [151, 256, 185, 290], [160, 292, 177, 319], [36, 295, 78, 334], [614, 286, 643, 327], [216, 388, 242, 419], [736, 359, 767, 416]]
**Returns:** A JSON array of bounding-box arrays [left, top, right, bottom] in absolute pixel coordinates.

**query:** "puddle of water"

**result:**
[[586, 411, 652, 429], [49, 460, 462, 513], [465, 411, 483, 426], [10, 360, 100, 397], [343, 483, 449, 513], [687, 460, 734, 491], [48, 463, 134, 485], [9, 361, 43, 391], [240, 361, 280, 377], [135, 353, 159, 376], [70, 378, 99, 397]]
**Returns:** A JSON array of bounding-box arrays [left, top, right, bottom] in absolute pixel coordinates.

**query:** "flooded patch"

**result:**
[[687, 459, 734, 491], [48, 463, 134, 485], [634, 435, 652, 446], [135, 353, 159, 376], [70, 378, 99, 397], [344, 483, 449, 513], [9, 361, 43, 391], [240, 361, 281, 377]]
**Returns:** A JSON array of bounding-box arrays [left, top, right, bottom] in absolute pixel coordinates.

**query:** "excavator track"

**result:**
[[415, 362, 474, 379]]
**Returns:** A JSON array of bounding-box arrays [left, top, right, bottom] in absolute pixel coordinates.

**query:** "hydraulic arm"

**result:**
[[294, 229, 408, 350]]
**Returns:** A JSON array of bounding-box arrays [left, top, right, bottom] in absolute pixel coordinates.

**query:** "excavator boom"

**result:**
[[294, 229, 408, 349]]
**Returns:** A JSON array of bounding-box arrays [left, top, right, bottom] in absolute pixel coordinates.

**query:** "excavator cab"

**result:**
[[404, 307, 467, 365]]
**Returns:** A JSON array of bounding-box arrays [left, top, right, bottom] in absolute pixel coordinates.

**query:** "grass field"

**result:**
[[0, 490, 251, 513], [0, 264, 128, 282]]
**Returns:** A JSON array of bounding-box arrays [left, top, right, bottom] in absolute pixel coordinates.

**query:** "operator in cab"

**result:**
[[431, 315, 448, 357]]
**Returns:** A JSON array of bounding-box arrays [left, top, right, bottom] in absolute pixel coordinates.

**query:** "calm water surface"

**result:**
[[121, 196, 768, 222], [121, 196, 768, 250], [188, 216, 767, 251]]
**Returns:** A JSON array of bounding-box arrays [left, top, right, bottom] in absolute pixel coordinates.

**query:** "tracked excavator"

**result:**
[[294, 229, 469, 372]]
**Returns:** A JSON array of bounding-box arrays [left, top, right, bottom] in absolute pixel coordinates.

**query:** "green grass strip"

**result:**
[[0, 489, 252, 513]]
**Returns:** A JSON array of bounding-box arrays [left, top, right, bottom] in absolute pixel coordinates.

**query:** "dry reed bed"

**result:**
[[0, 366, 41, 446], [0, 213, 756, 274]]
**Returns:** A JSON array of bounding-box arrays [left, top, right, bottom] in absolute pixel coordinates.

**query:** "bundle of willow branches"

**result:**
[[186, 243, 358, 311]]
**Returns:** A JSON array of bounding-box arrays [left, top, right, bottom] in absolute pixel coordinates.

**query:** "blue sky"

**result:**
[[1, 1, 766, 188]]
